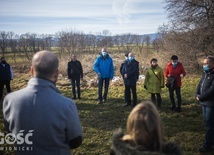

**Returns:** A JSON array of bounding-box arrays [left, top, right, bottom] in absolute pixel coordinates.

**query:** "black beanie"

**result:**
[[171, 55, 178, 60]]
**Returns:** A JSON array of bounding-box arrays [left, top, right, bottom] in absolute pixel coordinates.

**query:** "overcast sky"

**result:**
[[0, 0, 168, 35]]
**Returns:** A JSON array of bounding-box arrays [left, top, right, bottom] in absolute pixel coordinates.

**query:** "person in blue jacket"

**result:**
[[93, 48, 114, 104]]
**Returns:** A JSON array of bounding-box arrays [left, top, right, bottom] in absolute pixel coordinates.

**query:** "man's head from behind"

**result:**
[[31, 50, 59, 82]]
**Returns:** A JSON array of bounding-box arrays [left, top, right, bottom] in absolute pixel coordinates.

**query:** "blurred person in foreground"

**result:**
[[3, 50, 83, 155], [196, 56, 214, 153], [121, 52, 139, 107], [67, 54, 83, 99], [110, 101, 182, 155], [0, 57, 13, 100], [164, 55, 186, 112], [93, 47, 114, 104], [144, 58, 164, 108]]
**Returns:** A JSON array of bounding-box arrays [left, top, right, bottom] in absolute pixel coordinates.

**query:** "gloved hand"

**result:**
[[144, 85, 147, 90]]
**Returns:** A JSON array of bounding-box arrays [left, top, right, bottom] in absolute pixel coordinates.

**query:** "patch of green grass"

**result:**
[[0, 74, 213, 155]]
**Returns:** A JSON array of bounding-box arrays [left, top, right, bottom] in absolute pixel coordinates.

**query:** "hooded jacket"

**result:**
[[93, 54, 114, 79], [110, 130, 182, 155], [196, 68, 214, 107]]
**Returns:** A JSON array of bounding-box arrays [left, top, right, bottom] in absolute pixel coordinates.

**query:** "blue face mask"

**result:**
[[102, 51, 107, 56], [128, 56, 134, 61], [203, 65, 210, 72], [172, 62, 178, 67]]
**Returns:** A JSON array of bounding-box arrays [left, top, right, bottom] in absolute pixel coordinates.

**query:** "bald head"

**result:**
[[32, 50, 59, 80]]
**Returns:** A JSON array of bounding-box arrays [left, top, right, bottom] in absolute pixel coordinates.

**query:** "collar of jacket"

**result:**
[[205, 68, 214, 74], [28, 78, 61, 94], [111, 129, 182, 155], [99, 53, 109, 59]]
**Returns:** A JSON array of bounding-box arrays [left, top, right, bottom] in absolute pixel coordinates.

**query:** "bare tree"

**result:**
[[132, 34, 144, 54], [120, 33, 135, 52], [114, 35, 122, 52], [0, 31, 8, 57], [8, 32, 18, 63], [18, 34, 32, 60], [164, 0, 214, 56], [142, 35, 151, 52]]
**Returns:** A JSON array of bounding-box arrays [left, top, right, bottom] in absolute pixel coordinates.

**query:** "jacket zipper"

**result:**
[[201, 74, 207, 94]]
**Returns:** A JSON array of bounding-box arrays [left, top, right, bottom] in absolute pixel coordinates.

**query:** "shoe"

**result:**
[[72, 97, 76, 100], [169, 106, 176, 111], [123, 104, 131, 107], [199, 144, 213, 152], [97, 100, 102, 104], [78, 97, 81, 100], [103, 99, 107, 103], [174, 107, 181, 112]]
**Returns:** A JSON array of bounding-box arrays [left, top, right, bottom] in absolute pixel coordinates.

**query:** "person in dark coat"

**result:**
[[67, 54, 83, 99], [0, 57, 13, 100], [110, 101, 182, 155], [121, 52, 139, 107], [120, 52, 129, 104], [196, 56, 214, 153]]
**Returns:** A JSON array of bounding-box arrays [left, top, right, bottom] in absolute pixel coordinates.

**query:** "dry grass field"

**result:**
[[0, 50, 213, 155]]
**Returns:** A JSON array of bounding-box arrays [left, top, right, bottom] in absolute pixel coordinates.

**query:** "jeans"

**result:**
[[202, 106, 214, 146], [169, 87, 181, 108], [98, 78, 110, 101], [0, 80, 11, 99], [70, 77, 81, 98], [125, 85, 137, 106]]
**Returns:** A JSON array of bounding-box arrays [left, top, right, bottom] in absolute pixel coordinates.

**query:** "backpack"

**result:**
[[166, 76, 177, 91]]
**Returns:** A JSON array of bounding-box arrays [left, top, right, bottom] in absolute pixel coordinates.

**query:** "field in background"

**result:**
[[0, 50, 211, 155]]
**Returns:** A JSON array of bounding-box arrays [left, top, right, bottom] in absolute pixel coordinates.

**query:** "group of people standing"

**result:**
[[1, 49, 214, 154]]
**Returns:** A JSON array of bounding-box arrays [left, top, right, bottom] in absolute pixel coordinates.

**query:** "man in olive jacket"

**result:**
[[196, 56, 214, 153]]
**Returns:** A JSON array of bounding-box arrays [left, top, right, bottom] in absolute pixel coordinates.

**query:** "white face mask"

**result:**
[[102, 51, 107, 56]]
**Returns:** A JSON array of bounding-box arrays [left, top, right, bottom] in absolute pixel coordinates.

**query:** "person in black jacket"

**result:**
[[120, 52, 129, 104], [121, 52, 139, 107], [67, 54, 83, 99], [0, 57, 13, 100], [196, 56, 214, 153]]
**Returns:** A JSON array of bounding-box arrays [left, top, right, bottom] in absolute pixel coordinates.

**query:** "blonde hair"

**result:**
[[126, 101, 164, 151]]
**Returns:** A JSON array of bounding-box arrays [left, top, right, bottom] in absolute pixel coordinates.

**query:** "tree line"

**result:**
[[0, 30, 158, 62]]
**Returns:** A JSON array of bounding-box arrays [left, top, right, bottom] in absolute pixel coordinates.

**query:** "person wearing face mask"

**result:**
[[195, 56, 214, 153], [120, 52, 129, 104], [164, 55, 186, 112], [144, 58, 164, 108], [121, 52, 139, 107], [0, 57, 13, 100], [93, 47, 114, 104]]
